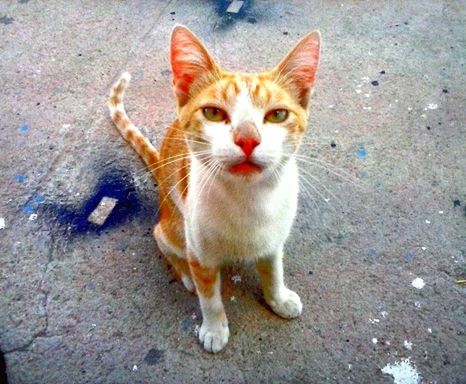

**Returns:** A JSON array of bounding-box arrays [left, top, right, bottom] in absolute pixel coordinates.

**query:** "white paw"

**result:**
[[267, 288, 303, 319], [181, 275, 195, 293], [199, 322, 229, 353]]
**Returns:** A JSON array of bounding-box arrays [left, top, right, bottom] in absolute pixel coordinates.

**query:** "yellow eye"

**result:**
[[202, 107, 227, 122], [265, 109, 289, 123]]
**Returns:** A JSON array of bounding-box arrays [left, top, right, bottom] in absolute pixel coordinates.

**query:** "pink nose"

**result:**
[[234, 137, 260, 157]]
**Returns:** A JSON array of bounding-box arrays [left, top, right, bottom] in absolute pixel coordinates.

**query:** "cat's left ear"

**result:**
[[272, 31, 321, 110], [170, 25, 219, 108]]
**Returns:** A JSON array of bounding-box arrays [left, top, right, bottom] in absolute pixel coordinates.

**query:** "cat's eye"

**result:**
[[202, 107, 228, 122], [264, 109, 289, 123]]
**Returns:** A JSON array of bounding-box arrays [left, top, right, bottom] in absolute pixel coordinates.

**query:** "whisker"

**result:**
[[294, 155, 363, 189]]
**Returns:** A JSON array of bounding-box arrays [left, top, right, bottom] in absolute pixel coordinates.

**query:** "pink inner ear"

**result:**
[[170, 27, 217, 107]]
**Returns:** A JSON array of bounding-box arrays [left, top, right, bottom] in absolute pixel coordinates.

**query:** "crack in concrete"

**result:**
[[4, 233, 57, 355]]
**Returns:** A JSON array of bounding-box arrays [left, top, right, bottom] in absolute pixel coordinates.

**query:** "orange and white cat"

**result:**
[[108, 25, 320, 353]]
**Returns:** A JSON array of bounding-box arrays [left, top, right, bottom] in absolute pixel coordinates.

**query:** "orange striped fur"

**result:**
[[108, 25, 320, 353]]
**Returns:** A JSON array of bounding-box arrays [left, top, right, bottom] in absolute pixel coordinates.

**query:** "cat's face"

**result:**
[[170, 26, 320, 180]]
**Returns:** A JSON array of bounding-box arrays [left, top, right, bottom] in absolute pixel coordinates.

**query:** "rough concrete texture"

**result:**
[[1, 1, 465, 383]]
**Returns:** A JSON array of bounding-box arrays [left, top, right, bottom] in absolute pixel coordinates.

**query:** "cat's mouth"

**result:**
[[229, 160, 262, 175]]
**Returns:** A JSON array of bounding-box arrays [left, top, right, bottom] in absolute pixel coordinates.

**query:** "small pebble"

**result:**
[[0, 218, 5, 229], [371, 80, 379, 86]]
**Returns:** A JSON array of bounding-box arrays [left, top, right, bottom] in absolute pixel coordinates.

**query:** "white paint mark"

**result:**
[[411, 277, 425, 289], [226, 0, 244, 13], [425, 220, 431, 224], [231, 275, 242, 284], [414, 301, 421, 308], [408, 107, 413, 111], [29, 213, 38, 221], [381, 311, 388, 318], [372, 338, 378, 344], [87, 196, 118, 226], [404, 340, 413, 350], [438, 210, 443, 214], [427, 328, 432, 333], [0, 218, 5, 229], [356, 89, 362, 94], [364, 93, 371, 98], [421, 247, 427, 251], [328, 104, 334, 108], [348, 364, 352, 370], [132, 364, 138, 372], [91, 323, 96, 327], [427, 103, 438, 110], [369, 318, 380, 324], [62, 124, 71, 128], [381, 358, 421, 384]]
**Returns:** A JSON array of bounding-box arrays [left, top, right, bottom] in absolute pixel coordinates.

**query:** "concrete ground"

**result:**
[[1, 1, 465, 383]]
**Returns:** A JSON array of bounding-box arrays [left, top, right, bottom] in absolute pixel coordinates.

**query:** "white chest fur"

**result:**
[[185, 158, 299, 265]]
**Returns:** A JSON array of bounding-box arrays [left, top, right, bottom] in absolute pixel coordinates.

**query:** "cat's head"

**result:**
[[170, 25, 320, 181]]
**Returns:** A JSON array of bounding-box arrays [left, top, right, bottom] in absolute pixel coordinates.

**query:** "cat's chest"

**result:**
[[186, 161, 299, 261]]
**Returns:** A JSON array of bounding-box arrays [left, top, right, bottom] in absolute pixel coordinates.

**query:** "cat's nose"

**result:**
[[234, 136, 260, 157]]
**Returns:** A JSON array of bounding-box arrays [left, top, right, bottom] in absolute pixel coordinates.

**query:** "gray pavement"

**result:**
[[0, 1, 465, 383]]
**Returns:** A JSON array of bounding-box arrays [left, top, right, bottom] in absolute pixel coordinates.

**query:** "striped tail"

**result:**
[[108, 72, 160, 180]]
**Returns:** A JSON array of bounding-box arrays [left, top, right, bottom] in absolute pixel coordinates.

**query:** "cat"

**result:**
[[108, 25, 321, 353]]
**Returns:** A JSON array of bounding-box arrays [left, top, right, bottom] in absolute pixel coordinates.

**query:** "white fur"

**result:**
[[185, 81, 302, 353]]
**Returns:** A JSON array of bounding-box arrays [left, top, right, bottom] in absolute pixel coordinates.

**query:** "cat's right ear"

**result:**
[[170, 25, 219, 108]]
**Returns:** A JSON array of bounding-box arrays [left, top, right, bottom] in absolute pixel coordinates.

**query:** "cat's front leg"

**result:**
[[188, 254, 229, 353], [257, 248, 303, 319]]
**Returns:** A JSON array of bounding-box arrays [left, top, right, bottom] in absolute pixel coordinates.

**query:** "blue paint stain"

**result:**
[[355, 145, 367, 159], [404, 250, 415, 262], [16, 174, 26, 183], [23, 204, 35, 214], [32, 195, 45, 204], [43, 168, 154, 236], [180, 318, 192, 331], [19, 124, 30, 133]]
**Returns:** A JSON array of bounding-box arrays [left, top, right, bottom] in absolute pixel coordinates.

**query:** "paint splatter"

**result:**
[[0, 15, 14, 25], [29, 213, 38, 221], [144, 348, 164, 365], [19, 124, 30, 133], [0, 218, 5, 229], [355, 145, 367, 159], [32, 195, 45, 204], [372, 338, 378, 344], [15, 175, 26, 183], [23, 205, 35, 214], [180, 318, 192, 331], [427, 103, 438, 110], [43, 168, 151, 236], [382, 358, 421, 384], [411, 277, 425, 289], [404, 340, 413, 350], [132, 364, 138, 372]]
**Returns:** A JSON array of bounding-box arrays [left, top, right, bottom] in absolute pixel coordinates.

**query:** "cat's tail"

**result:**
[[108, 72, 160, 179]]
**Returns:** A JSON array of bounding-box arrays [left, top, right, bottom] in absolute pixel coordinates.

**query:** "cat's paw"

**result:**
[[199, 322, 229, 353], [267, 288, 303, 319]]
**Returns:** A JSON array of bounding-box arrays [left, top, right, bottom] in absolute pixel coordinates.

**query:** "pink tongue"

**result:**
[[230, 161, 261, 174]]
